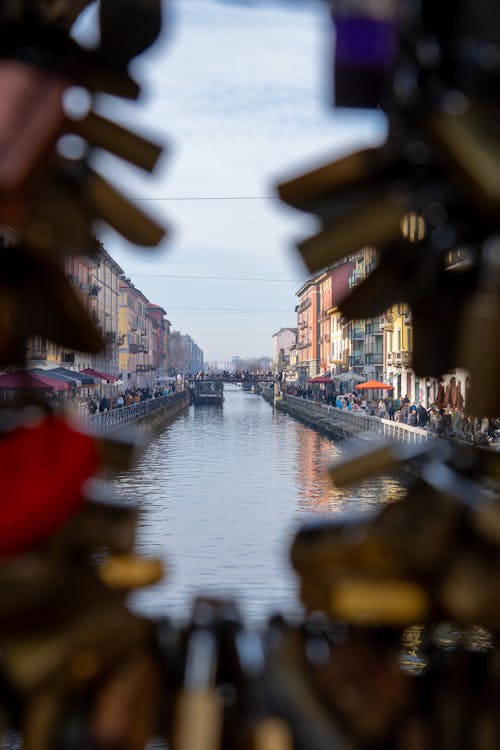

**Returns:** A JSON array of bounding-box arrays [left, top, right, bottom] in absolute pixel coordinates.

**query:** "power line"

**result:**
[[130, 196, 278, 201], [132, 273, 304, 282], [168, 308, 291, 312]]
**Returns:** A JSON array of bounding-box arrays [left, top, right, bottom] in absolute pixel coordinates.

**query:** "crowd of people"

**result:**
[[286, 385, 500, 447], [86, 384, 176, 415]]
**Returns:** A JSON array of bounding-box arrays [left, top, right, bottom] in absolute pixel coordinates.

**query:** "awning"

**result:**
[[81, 368, 119, 383], [50, 367, 97, 385], [307, 375, 334, 383], [0, 371, 69, 390], [30, 367, 81, 386]]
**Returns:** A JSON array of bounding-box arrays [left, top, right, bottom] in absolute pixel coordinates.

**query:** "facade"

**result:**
[[169, 331, 204, 374], [345, 249, 384, 379], [86, 246, 124, 377], [118, 278, 154, 387], [322, 259, 355, 374], [147, 304, 169, 379], [295, 279, 320, 382], [272, 327, 297, 373], [27, 245, 123, 376]]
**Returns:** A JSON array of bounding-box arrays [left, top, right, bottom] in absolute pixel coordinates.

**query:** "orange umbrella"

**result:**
[[354, 380, 394, 390]]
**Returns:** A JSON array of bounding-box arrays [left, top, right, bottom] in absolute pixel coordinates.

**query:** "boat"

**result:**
[[188, 379, 224, 405]]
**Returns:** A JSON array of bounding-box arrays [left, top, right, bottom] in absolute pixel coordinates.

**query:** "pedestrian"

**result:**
[[87, 398, 97, 415], [99, 396, 109, 413], [417, 403, 428, 427]]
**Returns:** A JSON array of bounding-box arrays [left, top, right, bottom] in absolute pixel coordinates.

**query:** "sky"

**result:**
[[75, 0, 386, 366]]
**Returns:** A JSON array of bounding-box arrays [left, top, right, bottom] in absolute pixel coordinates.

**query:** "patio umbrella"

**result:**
[[354, 380, 394, 390]]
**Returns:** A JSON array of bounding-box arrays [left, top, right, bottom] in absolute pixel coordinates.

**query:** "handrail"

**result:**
[[85, 392, 188, 432], [283, 394, 435, 443]]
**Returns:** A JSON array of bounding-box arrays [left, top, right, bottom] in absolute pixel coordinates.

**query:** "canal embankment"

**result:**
[[86, 391, 190, 433], [263, 388, 434, 444]]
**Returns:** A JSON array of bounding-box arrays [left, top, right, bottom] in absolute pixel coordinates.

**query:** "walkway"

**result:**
[[270, 392, 435, 443], [86, 392, 188, 431]]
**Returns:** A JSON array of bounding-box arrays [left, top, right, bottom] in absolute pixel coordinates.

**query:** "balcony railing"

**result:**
[[105, 331, 116, 342], [394, 351, 412, 367], [298, 299, 311, 313], [365, 352, 384, 365], [349, 355, 364, 367], [349, 327, 364, 339], [380, 313, 394, 330]]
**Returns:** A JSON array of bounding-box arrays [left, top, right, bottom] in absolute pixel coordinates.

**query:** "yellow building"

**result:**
[[382, 302, 418, 402]]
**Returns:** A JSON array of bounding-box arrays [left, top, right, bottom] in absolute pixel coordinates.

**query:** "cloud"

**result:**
[[91, 0, 386, 362]]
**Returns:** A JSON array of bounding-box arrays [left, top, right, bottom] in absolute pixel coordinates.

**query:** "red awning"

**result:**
[[307, 375, 334, 383], [80, 368, 119, 383], [0, 371, 69, 390]]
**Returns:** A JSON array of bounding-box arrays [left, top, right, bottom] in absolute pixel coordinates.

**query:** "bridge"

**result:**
[[190, 374, 277, 384]]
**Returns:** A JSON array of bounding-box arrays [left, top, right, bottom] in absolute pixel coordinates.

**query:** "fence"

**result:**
[[283, 394, 435, 443], [86, 392, 188, 432]]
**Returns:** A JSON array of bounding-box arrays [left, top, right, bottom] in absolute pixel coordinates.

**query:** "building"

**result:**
[[26, 243, 123, 378], [344, 248, 383, 380], [147, 304, 170, 379], [295, 279, 320, 382], [169, 331, 203, 374], [118, 278, 154, 387], [272, 327, 297, 373], [86, 245, 124, 378]]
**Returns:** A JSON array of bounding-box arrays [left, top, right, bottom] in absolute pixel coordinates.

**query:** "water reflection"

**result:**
[[113, 388, 405, 625]]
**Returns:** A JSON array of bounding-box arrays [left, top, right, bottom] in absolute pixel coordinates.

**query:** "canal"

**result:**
[[113, 387, 405, 625]]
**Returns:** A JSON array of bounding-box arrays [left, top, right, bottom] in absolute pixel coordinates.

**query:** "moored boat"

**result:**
[[188, 379, 224, 405]]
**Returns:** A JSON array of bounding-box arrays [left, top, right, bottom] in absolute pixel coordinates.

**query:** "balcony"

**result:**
[[349, 355, 364, 367], [129, 343, 141, 354], [365, 352, 384, 365], [349, 327, 364, 340], [105, 330, 116, 342], [394, 351, 412, 367], [386, 352, 393, 364], [297, 340, 311, 350], [380, 312, 394, 331], [88, 283, 101, 297], [348, 269, 364, 288], [298, 299, 311, 313], [403, 310, 413, 325], [28, 348, 47, 361]]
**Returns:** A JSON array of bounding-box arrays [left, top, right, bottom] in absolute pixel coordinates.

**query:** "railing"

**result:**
[[86, 391, 188, 432], [284, 395, 435, 443]]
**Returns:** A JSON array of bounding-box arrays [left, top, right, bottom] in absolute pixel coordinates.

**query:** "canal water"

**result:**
[[113, 387, 405, 625]]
